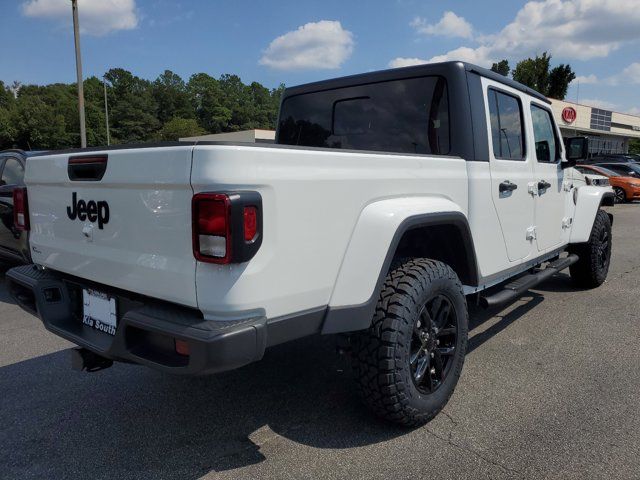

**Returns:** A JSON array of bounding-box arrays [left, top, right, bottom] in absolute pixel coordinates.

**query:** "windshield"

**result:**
[[600, 163, 640, 178], [277, 76, 450, 155]]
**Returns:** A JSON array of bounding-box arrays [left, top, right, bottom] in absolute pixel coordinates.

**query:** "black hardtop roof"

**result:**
[[282, 61, 550, 105], [0, 149, 44, 158]]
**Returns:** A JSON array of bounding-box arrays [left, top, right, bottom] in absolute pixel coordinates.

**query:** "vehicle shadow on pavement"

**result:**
[[0, 274, 573, 479], [466, 271, 581, 354], [531, 272, 582, 293], [0, 334, 408, 479], [467, 292, 545, 355]]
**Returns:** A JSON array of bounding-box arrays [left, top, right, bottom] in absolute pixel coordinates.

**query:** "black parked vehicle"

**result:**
[[593, 162, 640, 179], [582, 153, 639, 164], [0, 149, 32, 264]]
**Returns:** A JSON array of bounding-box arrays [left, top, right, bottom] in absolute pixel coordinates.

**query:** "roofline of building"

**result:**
[[549, 97, 640, 120]]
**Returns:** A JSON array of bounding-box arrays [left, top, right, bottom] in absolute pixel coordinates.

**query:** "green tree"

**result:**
[[629, 139, 640, 155], [152, 70, 192, 124], [159, 117, 204, 141], [0, 107, 16, 148], [490, 60, 510, 77], [83, 76, 109, 147], [104, 68, 160, 143], [0, 80, 15, 110], [187, 73, 231, 133], [219, 74, 251, 130], [547, 64, 576, 100], [512, 52, 575, 100], [11, 96, 67, 150], [0, 81, 16, 148], [0, 68, 284, 149], [512, 52, 552, 94]]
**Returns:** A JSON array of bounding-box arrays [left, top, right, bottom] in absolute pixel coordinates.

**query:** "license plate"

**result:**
[[82, 289, 117, 336]]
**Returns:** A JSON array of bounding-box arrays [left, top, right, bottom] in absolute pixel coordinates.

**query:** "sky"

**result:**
[[1, 0, 639, 114]]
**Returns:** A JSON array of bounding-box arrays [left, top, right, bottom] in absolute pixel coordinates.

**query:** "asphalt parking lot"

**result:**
[[1, 204, 638, 480]]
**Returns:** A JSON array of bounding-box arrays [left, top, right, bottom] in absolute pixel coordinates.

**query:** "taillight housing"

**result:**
[[13, 187, 29, 231], [192, 191, 262, 264]]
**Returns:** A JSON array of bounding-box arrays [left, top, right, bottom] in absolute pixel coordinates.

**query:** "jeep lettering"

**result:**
[[66, 192, 110, 229]]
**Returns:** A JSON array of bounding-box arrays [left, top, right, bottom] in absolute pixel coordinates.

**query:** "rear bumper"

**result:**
[[6, 264, 299, 376]]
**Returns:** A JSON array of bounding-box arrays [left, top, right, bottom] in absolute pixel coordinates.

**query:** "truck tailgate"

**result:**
[[26, 146, 197, 307]]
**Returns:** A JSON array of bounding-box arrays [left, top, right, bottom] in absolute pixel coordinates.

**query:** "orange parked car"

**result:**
[[576, 164, 640, 203]]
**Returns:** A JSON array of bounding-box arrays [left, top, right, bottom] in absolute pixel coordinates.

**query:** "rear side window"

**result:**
[[488, 89, 525, 160], [277, 76, 450, 155], [530, 104, 559, 163]]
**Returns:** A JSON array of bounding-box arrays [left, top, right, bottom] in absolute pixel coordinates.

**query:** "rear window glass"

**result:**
[[277, 76, 450, 155], [488, 89, 525, 161]]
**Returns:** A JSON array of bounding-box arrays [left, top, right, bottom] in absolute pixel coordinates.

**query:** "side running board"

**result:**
[[479, 254, 579, 309]]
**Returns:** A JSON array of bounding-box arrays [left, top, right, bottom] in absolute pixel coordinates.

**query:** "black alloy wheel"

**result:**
[[410, 295, 458, 394]]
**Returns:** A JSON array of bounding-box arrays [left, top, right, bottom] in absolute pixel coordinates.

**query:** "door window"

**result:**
[[1, 158, 24, 186], [530, 105, 559, 163], [488, 89, 525, 160]]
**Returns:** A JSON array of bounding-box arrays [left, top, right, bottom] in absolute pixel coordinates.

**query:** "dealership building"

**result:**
[[549, 99, 640, 156]]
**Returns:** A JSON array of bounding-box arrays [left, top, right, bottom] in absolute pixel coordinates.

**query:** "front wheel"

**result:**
[[569, 209, 612, 288], [613, 187, 626, 204], [351, 258, 468, 426]]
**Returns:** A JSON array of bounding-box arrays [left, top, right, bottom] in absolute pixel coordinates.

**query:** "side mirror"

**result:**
[[563, 137, 589, 169]]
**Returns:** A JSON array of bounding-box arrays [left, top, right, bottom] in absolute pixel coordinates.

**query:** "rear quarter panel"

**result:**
[[191, 145, 469, 320]]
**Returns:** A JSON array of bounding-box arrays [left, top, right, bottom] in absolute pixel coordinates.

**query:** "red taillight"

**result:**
[[198, 198, 228, 235], [13, 187, 29, 231], [174, 339, 190, 356], [192, 191, 262, 264], [244, 206, 257, 241], [192, 193, 231, 263]]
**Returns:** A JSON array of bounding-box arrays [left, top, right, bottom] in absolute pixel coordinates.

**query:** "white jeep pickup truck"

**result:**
[[8, 62, 614, 426]]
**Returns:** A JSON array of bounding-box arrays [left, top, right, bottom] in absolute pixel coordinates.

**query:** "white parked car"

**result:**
[[8, 62, 614, 425]]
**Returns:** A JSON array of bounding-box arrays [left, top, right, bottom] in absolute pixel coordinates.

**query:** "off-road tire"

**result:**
[[351, 258, 468, 426], [569, 209, 612, 288]]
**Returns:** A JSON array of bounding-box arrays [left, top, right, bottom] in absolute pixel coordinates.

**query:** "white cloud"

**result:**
[[573, 74, 599, 84], [259, 21, 354, 70], [411, 12, 473, 39], [626, 107, 640, 115], [388, 57, 428, 68], [392, 0, 640, 69], [426, 46, 492, 65], [576, 63, 640, 86], [388, 46, 491, 69], [21, 0, 138, 36], [606, 62, 640, 85]]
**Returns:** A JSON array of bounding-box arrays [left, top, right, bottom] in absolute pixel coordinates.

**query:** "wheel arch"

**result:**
[[322, 200, 479, 334], [570, 187, 614, 244]]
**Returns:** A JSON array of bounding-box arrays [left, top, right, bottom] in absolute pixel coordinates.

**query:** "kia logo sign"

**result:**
[[562, 106, 577, 123]]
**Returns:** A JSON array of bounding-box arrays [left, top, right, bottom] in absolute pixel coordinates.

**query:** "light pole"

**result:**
[[103, 77, 110, 145], [71, 0, 87, 148]]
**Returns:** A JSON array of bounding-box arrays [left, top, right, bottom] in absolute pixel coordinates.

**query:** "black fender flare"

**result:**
[[321, 212, 479, 334]]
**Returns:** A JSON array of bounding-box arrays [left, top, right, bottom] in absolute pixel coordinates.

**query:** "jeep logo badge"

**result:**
[[67, 192, 110, 229]]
